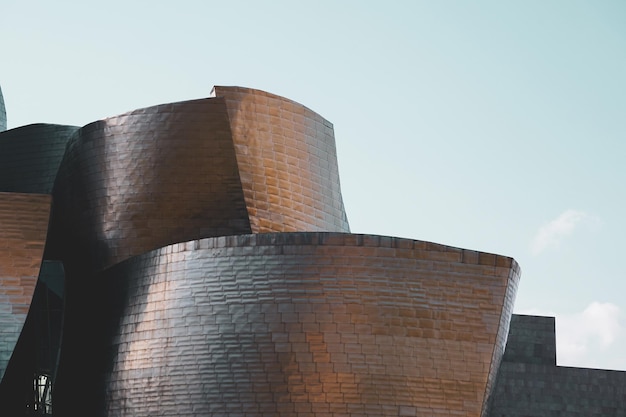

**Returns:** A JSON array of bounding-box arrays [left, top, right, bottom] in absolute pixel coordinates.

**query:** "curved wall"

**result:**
[[51, 97, 252, 271], [56, 232, 520, 417], [51, 89, 352, 273], [213, 86, 350, 234], [0, 124, 79, 194], [0, 261, 66, 414], [0, 193, 51, 382]]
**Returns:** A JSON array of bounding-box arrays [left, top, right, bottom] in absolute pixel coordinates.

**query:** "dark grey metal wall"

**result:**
[[50, 97, 252, 272], [488, 315, 626, 416], [0, 124, 79, 194]]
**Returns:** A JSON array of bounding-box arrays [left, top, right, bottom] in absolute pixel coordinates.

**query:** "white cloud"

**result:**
[[557, 302, 622, 365], [530, 209, 599, 255]]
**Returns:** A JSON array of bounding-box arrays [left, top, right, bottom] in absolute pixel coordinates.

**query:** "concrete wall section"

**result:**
[[213, 86, 350, 234], [56, 233, 520, 416]]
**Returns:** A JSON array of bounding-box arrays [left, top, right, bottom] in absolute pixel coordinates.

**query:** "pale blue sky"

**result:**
[[2, 0, 626, 370]]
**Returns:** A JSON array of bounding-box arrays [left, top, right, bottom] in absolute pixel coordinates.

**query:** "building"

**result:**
[[0, 84, 622, 416]]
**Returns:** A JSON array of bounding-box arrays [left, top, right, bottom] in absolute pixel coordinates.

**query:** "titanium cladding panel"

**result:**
[[0, 124, 79, 194], [73, 233, 520, 417], [213, 86, 350, 234], [51, 89, 352, 273], [0, 193, 51, 381], [52, 97, 252, 271]]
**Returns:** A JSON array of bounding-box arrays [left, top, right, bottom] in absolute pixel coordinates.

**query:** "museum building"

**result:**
[[0, 84, 624, 416]]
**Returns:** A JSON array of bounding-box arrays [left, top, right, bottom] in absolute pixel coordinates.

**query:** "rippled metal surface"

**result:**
[[0, 192, 51, 381], [0, 261, 65, 414], [0, 124, 79, 194], [0, 85, 524, 416], [51, 97, 252, 271], [52, 89, 351, 273], [482, 252, 520, 417], [55, 233, 520, 417], [213, 86, 350, 234]]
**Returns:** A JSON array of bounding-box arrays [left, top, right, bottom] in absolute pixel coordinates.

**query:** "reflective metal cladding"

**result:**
[[0, 193, 51, 381], [0, 124, 79, 194], [51, 97, 252, 271], [213, 86, 350, 234], [0, 84, 524, 417], [57, 233, 520, 417]]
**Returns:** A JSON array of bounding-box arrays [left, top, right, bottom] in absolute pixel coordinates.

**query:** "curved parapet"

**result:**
[[0, 192, 52, 382], [51, 97, 252, 271], [212, 86, 350, 234], [55, 232, 520, 417], [0, 85, 6, 132], [0, 124, 79, 194]]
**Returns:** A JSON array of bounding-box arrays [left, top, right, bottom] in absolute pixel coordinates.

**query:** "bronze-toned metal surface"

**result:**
[[55, 232, 520, 417], [0, 85, 527, 416], [0, 192, 51, 382], [213, 86, 350, 234], [482, 251, 520, 417], [0, 124, 79, 194], [51, 88, 351, 274], [51, 97, 252, 271], [0, 85, 6, 132], [0, 261, 65, 415]]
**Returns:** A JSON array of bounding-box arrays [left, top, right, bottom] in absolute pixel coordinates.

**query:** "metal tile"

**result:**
[[54, 232, 519, 417], [0, 192, 51, 381]]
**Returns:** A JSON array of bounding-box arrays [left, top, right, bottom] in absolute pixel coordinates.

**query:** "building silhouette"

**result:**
[[0, 84, 624, 416]]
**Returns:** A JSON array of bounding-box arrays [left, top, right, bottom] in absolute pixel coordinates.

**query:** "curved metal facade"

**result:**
[[0, 84, 526, 417], [0, 193, 51, 381], [51, 91, 351, 273], [213, 86, 350, 234], [51, 97, 252, 271], [0, 124, 79, 194], [55, 233, 520, 417]]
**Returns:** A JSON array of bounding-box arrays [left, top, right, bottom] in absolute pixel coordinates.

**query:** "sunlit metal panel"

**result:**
[[213, 86, 350, 234]]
